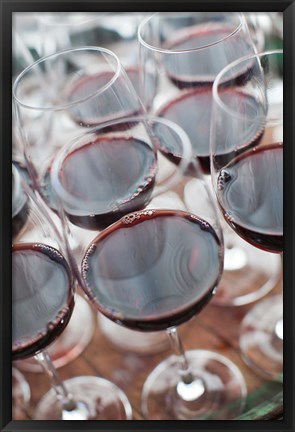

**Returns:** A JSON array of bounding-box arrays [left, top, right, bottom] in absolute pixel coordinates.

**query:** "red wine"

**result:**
[[217, 144, 283, 253], [81, 209, 222, 331], [12, 243, 75, 360], [12, 165, 29, 239], [56, 136, 157, 230], [163, 23, 254, 88], [66, 67, 153, 127], [156, 87, 264, 174]]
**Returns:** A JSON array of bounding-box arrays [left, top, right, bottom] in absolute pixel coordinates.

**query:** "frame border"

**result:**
[[1, 1, 294, 431]]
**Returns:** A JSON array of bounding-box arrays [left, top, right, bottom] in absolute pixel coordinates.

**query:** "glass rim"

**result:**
[[212, 49, 283, 122], [138, 12, 244, 54], [50, 115, 193, 212], [12, 46, 121, 111]]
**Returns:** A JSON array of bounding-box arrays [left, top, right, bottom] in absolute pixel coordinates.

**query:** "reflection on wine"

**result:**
[[216, 143, 283, 253], [12, 243, 74, 360], [157, 87, 265, 174], [56, 136, 157, 230], [163, 23, 254, 88], [81, 209, 222, 331]]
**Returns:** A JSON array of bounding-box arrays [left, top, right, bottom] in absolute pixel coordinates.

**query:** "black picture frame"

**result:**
[[1, 1, 294, 431]]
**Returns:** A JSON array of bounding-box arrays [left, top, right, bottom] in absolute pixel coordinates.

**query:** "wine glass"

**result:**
[[12, 178, 132, 419], [69, 116, 248, 420], [49, 115, 194, 356], [138, 12, 281, 306], [49, 115, 192, 247], [12, 160, 95, 374], [12, 46, 145, 188], [210, 50, 283, 381], [12, 45, 146, 366]]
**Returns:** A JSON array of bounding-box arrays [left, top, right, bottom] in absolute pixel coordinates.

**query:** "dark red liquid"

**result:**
[[57, 136, 157, 230], [12, 243, 75, 360], [66, 67, 152, 127], [217, 144, 283, 253], [163, 23, 254, 88], [81, 209, 222, 331], [156, 87, 264, 174]]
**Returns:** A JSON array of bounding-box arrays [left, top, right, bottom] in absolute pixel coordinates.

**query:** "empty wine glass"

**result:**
[[210, 50, 283, 381], [138, 12, 280, 306], [74, 116, 247, 420], [12, 179, 132, 419]]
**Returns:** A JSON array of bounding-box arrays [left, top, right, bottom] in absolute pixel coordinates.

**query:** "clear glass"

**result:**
[[210, 50, 283, 381], [137, 12, 279, 306], [50, 115, 192, 231], [12, 175, 132, 419], [50, 115, 192, 355], [12, 45, 145, 358], [76, 117, 247, 420], [13, 151, 94, 370], [13, 46, 144, 182], [15, 294, 95, 372]]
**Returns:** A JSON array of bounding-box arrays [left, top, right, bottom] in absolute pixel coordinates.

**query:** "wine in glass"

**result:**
[[75, 118, 247, 420], [12, 180, 132, 419], [138, 12, 280, 306], [12, 45, 146, 366], [210, 50, 283, 381]]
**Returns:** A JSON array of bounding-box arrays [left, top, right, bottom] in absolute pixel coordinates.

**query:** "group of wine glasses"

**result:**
[[12, 11, 283, 421]]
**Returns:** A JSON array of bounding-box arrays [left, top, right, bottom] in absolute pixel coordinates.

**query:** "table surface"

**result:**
[[13, 274, 283, 421]]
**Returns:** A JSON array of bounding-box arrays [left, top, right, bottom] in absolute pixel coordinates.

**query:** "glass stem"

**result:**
[[167, 327, 194, 384], [35, 350, 77, 411], [167, 327, 205, 401]]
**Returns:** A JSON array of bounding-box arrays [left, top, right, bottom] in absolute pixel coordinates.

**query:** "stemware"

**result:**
[[12, 45, 146, 364], [210, 50, 283, 381], [49, 115, 194, 354], [12, 161, 95, 373], [12, 177, 132, 419], [12, 46, 145, 186], [49, 115, 192, 249], [64, 116, 248, 420], [138, 12, 280, 306]]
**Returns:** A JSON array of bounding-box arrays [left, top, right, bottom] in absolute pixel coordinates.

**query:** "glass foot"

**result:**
[[212, 234, 281, 306], [239, 295, 283, 382], [34, 376, 132, 420], [16, 294, 95, 372], [98, 312, 169, 354], [12, 367, 31, 420], [141, 350, 247, 420]]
